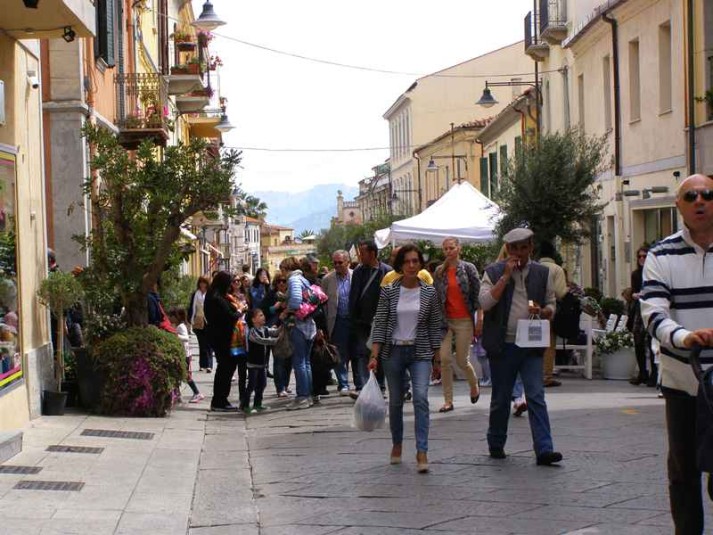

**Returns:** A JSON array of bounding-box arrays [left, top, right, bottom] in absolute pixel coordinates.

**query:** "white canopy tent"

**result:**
[[374, 181, 501, 248]]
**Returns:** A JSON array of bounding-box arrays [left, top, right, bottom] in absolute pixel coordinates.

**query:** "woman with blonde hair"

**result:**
[[433, 237, 481, 412]]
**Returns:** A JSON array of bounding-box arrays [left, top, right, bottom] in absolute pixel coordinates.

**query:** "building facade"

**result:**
[[333, 191, 363, 225], [383, 42, 534, 215], [356, 161, 391, 222], [260, 223, 316, 275], [0, 1, 95, 432]]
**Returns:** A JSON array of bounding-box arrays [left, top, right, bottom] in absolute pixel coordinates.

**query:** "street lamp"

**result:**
[[214, 112, 235, 133], [192, 1, 226, 31], [476, 80, 542, 135]]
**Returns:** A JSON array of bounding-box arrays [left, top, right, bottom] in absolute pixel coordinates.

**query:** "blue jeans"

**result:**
[[273, 356, 292, 394], [382, 346, 432, 453], [488, 343, 554, 456], [332, 316, 351, 390], [512, 374, 523, 400], [290, 327, 314, 400]]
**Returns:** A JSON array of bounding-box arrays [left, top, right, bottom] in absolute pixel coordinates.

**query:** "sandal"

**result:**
[[438, 404, 454, 413]]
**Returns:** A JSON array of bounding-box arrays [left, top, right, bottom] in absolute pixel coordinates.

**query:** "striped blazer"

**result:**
[[371, 279, 443, 360], [640, 227, 713, 396]]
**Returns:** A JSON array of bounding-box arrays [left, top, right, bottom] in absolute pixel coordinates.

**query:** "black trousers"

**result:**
[[246, 367, 266, 407], [633, 329, 649, 380], [195, 329, 213, 370], [664, 387, 704, 535], [211, 345, 237, 408], [236, 359, 247, 407]]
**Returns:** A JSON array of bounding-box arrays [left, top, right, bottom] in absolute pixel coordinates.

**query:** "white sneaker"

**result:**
[[286, 398, 310, 411], [338, 388, 350, 397], [189, 393, 205, 403], [278, 391, 289, 398]]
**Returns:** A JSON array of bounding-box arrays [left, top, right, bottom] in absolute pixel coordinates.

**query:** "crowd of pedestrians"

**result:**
[[170, 172, 711, 534]]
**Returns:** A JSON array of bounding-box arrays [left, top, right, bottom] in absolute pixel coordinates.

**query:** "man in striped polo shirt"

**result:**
[[640, 173, 713, 535]]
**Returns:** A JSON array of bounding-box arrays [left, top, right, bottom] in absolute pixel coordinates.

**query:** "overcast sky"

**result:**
[[194, 0, 533, 193]]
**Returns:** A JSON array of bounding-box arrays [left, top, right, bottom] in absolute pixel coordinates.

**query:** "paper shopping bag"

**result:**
[[515, 318, 551, 348]]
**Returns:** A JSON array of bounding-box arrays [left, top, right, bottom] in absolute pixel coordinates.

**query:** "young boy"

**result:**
[[245, 309, 280, 413]]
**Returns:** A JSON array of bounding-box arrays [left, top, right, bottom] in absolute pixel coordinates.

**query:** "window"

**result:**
[[578, 73, 585, 130], [629, 39, 641, 121], [479, 157, 489, 197], [0, 148, 22, 393], [603, 55, 612, 131], [510, 77, 522, 100], [514, 136, 523, 154], [95, 0, 117, 67], [643, 207, 678, 244], [659, 22, 672, 113]]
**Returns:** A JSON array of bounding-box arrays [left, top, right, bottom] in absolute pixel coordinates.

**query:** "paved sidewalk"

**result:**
[[1, 358, 713, 534]]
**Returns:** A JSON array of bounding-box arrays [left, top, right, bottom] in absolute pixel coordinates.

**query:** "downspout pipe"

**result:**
[[602, 13, 621, 177], [687, 0, 696, 174], [413, 151, 423, 213]]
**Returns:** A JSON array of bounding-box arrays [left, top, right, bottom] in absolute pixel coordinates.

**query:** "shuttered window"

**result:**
[[514, 136, 523, 155], [488, 152, 498, 197], [499, 145, 508, 178], [96, 0, 116, 67], [479, 157, 489, 197]]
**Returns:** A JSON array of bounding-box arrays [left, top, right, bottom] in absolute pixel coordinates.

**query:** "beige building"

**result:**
[[690, 0, 713, 175], [356, 162, 391, 222], [333, 191, 363, 225], [260, 223, 316, 275], [0, 2, 94, 437], [526, 0, 687, 297], [384, 42, 534, 214]]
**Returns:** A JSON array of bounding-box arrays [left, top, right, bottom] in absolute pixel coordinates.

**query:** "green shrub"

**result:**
[[600, 296, 626, 318], [583, 287, 603, 302], [94, 326, 185, 417]]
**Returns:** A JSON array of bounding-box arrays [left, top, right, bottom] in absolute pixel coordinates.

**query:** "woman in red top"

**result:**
[[433, 237, 481, 412]]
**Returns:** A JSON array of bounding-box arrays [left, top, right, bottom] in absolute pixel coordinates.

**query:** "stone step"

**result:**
[[0, 431, 22, 464]]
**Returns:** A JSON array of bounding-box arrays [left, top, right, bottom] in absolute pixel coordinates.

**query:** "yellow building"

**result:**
[[384, 41, 534, 215], [689, 0, 713, 175], [260, 223, 316, 276], [0, 2, 95, 437]]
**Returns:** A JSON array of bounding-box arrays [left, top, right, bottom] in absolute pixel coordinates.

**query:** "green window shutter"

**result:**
[[479, 157, 489, 197], [499, 145, 508, 178], [96, 0, 116, 67], [514, 136, 523, 155], [489, 152, 498, 197]]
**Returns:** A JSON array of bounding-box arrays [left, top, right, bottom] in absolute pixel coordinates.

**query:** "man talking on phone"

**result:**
[[479, 228, 562, 466]]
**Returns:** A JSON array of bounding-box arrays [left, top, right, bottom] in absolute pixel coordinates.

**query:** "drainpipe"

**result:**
[[602, 13, 621, 177], [413, 152, 423, 214], [687, 0, 696, 173]]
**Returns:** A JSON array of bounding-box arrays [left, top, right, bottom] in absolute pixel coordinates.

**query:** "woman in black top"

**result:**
[[629, 246, 656, 386], [205, 271, 243, 411]]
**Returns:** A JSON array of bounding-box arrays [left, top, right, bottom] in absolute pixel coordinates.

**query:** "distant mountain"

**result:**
[[254, 184, 359, 233]]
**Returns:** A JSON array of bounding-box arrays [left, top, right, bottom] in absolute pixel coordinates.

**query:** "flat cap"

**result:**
[[503, 227, 534, 244]]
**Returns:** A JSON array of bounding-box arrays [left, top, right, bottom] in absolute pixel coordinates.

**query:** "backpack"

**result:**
[[552, 292, 581, 341]]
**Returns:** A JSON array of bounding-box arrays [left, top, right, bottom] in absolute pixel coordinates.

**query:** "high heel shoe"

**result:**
[[416, 451, 429, 473], [390, 444, 402, 465], [470, 393, 480, 404]]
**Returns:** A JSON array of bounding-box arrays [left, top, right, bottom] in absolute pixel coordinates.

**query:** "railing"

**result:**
[[539, 0, 566, 34], [524, 11, 539, 50], [114, 73, 169, 131]]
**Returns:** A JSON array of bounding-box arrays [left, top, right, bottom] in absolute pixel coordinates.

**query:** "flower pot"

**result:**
[[74, 347, 105, 411], [42, 390, 68, 416], [602, 347, 636, 380], [176, 42, 196, 51], [62, 380, 79, 408]]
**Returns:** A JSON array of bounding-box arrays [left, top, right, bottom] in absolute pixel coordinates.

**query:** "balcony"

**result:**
[[115, 73, 170, 150], [1, 0, 95, 39], [539, 0, 568, 44], [186, 109, 222, 139], [524, 11, 549, 61]]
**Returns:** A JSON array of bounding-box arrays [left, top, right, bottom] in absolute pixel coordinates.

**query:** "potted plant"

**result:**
[[208, 55, 223, 71], [197, 31, 214, 47], [172, 30, 196, 51], [170, 64, 189, 75], [595, 329, 636, 380], [187, 57, 206, 75], [124, 113, 143, 129], [37, 271, 84, 415], [189, 87, 214, 98]]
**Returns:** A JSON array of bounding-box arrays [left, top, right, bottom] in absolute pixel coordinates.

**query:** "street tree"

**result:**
[[495, 129, 608, 247], [80, 124, 241, 327], [316, 215, 402, 263]]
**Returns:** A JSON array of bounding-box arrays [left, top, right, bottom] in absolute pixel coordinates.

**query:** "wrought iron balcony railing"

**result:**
[[524, 11, 549, 61], [114, 73, 170, 149], [539, 0, 568, 44]]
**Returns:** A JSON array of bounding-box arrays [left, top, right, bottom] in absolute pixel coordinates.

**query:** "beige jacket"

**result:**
[[321, 268, 352, 336], [539, 257, 568, 300]]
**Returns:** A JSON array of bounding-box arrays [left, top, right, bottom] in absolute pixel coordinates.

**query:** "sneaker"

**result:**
[[189, 393, 205, 403], [286, 398, 311, 411], [210, 403, 238, 412], [243, 407, 253, 415], [429, 378, 442, 386], [311, 396, 321, 406], [253, 404, 269, 412], [285, 388, 293, 394], [479, 379, 492, 387], [317, 389, 330, 397], [277, 391, 289, 398], [489, 448, 506, 459], [338, 388, 350, 397]]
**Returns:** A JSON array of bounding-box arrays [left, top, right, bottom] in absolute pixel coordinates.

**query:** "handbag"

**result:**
[[192, 303, 206, 330], [515, 316, 550, 348], [272, 326, 292, 360], [311, 337, 340, 369], [295, 284, 328, 320]]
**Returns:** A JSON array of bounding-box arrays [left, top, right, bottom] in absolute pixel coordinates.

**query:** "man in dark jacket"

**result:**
[[479, 228, 562, 466], [348, 239, 391, 391]]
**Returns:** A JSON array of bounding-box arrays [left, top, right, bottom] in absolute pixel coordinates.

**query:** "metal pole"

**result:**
[[450, 123, 455, 184]]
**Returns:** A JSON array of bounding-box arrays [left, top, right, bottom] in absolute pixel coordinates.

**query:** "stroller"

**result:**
[[690, 344, 713, 500]]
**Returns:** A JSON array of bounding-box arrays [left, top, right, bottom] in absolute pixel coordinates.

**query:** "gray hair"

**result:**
[[332, 249, 350, 261]]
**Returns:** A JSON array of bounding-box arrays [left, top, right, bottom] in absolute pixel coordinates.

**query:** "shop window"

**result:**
[[0, 148, 21, 392]]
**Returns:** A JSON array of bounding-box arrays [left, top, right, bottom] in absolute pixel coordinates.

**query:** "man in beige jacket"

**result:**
[[537, 241, 568, 387]]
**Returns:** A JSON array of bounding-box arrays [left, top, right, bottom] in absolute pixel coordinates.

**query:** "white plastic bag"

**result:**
[[353, 371, 387, 432]]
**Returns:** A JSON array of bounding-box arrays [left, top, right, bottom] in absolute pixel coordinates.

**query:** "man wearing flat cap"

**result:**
[[478, 227, 563, 465]]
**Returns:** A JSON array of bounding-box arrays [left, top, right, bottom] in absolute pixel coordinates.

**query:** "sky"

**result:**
[[193, 0, 533, 193]]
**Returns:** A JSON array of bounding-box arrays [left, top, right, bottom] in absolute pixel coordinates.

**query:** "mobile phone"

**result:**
[[528, 300, 534, 308]]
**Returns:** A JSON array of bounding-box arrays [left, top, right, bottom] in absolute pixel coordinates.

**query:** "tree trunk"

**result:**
[[124, 290, 149, 327]]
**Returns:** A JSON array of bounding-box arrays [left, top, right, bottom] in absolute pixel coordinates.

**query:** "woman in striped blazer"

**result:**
[[368, 244, 442, 473]]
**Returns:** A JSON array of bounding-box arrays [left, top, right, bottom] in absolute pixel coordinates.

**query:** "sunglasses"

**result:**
[[637, 254, 647, 259], [681, 189, 713, 203], [332, 260, 344, 265]]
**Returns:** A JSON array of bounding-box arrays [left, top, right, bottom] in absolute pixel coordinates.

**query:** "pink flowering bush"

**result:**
[[94, 327, 185, 417]]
